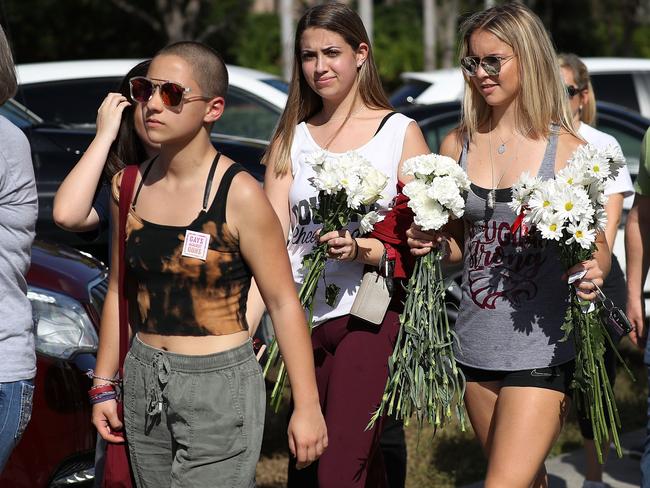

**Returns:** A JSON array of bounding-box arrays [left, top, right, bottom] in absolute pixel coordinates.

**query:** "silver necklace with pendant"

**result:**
[[496, 132, 513, 154], [487, 119, 518, 209]]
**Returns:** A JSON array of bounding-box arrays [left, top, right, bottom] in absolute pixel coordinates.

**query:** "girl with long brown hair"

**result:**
[[254, 3, 429, 486]]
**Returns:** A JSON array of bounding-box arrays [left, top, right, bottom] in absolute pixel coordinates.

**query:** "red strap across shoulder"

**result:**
[[118, 165, 138, 375]]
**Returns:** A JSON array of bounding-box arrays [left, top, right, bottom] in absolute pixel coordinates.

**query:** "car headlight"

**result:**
[[28, 286, 99, 360]]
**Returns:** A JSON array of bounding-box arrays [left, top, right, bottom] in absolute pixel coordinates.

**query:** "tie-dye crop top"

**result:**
[[112, 154, 252, 336]]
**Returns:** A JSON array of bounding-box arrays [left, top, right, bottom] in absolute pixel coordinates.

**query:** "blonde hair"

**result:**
[[558, 52, 596, 125], [458, 2, 577, 142], [263, 2, 392, 176]]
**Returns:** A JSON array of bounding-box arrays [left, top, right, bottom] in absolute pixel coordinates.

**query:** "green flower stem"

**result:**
[[559, 243, 628, 464], [368, 250, 467, 432], [264, 190, 356, 412]]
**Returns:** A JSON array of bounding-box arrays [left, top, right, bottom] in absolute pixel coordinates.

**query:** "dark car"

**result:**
[[0, 99, 267, 261], [0, 240, 107, 488]]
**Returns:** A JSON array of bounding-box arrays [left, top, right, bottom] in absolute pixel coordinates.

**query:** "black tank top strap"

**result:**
[[132, 156, 158, 208], [373, 111, 398, 136], [213, 163, 246, 223], [202, 152, 221, 210]]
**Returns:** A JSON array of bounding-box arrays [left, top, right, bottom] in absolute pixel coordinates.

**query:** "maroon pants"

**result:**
[[287, 310, 401, 488]]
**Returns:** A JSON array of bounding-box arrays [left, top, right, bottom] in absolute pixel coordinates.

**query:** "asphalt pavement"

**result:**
[[462, 429, 644, 488]]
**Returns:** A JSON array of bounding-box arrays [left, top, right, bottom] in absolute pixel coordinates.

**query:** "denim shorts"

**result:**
[[0, 378, 35, 472], [123, 337, 265, 488]]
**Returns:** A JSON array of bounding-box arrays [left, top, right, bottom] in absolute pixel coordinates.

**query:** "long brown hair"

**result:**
[[263, 2, 392, 176], [458, 2, 577, 142], [104, 60, 151, 181], [558, 53, 597, 126]]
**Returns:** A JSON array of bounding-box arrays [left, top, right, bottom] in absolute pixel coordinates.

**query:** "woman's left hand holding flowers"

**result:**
[[565, 258, 604, 302], [320, 229, 358, 261]]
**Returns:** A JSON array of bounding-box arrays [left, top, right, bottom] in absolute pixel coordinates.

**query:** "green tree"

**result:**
[[234, 12, 282, 75], [374, 0, 424, 89]]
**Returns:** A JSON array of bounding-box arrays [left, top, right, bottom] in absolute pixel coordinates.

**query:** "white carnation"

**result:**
[[428, 176, 462, 210], [412, 196, 449, 231], [402, 154, 437, 177], [359, 211, 385, 234]]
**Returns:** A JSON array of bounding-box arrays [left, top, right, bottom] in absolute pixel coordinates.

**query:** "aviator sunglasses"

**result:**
[[460, 55, 515, 77], [129, 76, 199, 107]]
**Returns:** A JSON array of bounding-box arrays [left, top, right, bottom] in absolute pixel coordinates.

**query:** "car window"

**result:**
[[15, 78, 121, 126], [390, 80, 432, 108], [417, 112, 461, 153], [214, 87, 281, 141], [591, 74, 640, 113]]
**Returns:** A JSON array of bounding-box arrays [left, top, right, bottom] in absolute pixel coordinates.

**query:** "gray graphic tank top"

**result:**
[[454, 128, 574, 370]]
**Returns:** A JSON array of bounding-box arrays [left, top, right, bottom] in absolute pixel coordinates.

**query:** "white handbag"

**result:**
[[350, 251, 394, 325]]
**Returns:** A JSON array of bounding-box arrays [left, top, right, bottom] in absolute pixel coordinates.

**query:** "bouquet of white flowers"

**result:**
[[368, 153, 470, 430], [264, 150, 388, 411], [509, 143, 627, 462]]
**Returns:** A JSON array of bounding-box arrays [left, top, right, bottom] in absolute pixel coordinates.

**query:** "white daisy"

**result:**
[[527, 182, 556, 225], [565, 221, 596, 250], [552, 185, 591, 224], [538, 213, 565, 241]]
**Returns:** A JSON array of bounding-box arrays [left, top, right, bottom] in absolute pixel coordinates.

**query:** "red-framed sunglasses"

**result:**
[[129, 76, 195, 107]]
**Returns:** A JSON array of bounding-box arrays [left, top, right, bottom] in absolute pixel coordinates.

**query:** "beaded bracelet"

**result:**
[[89, 392, 117, 405]]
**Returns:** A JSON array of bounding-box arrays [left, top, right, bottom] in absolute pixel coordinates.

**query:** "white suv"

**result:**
[[15, 59, 288, 142], [392, 58, 650, 118]]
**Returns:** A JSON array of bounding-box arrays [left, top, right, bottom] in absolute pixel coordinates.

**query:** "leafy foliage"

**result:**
[[234, 12, 282, 76]]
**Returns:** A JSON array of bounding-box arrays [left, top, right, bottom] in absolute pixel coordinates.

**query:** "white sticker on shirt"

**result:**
[[182, 230, 210, 261]]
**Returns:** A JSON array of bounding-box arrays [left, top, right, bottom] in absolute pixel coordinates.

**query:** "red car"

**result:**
[[0, 240, 107, 488]]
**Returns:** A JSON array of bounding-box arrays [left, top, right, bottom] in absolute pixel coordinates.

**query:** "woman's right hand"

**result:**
[[92, 399, 126, 443], [96, 93, 131, 144], [627, 296, 647, 348], [406, 223, 439, 257], [287, 403, 328, 470]]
